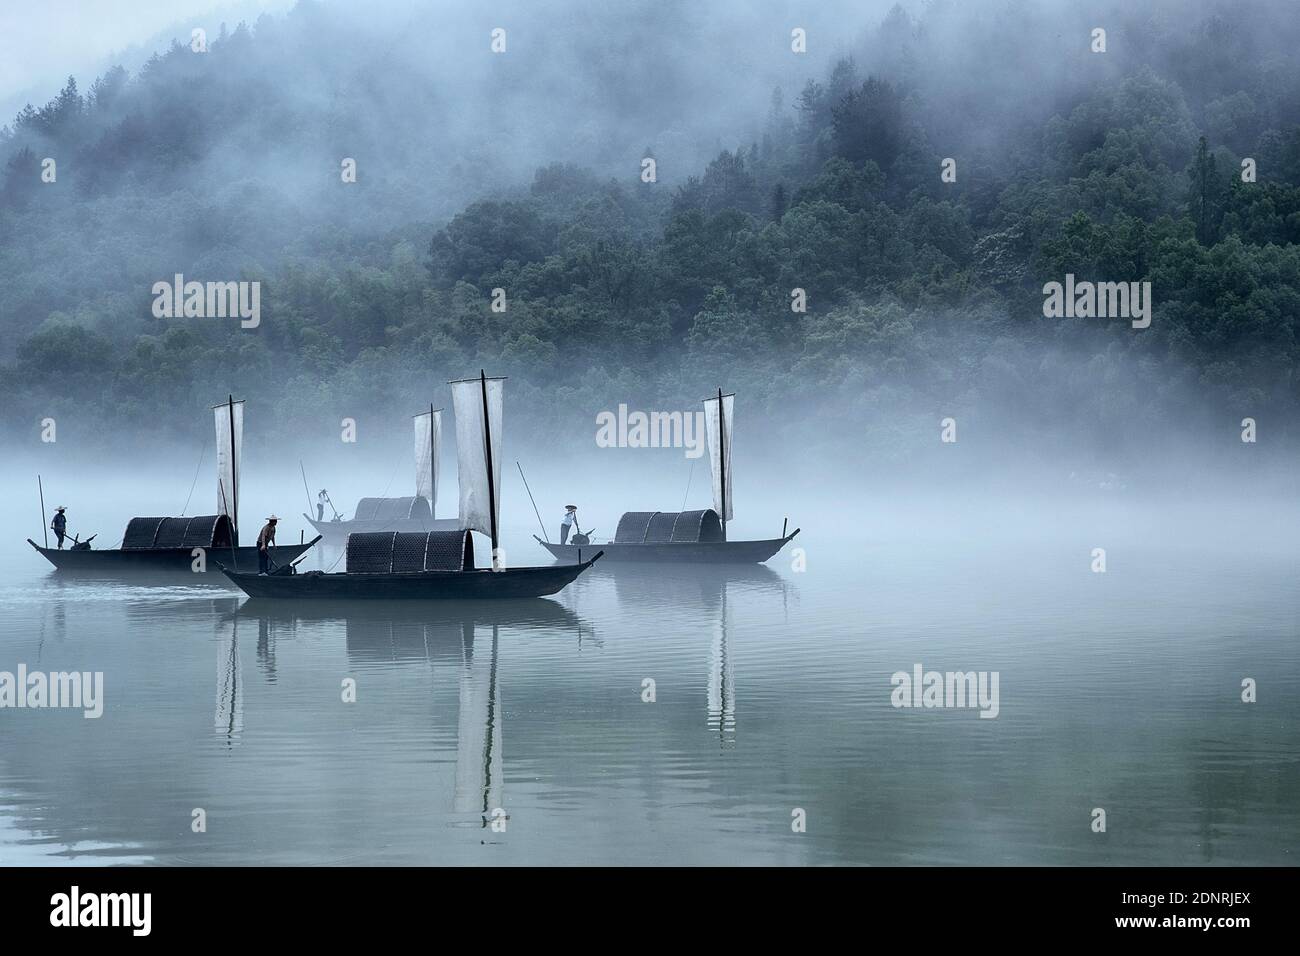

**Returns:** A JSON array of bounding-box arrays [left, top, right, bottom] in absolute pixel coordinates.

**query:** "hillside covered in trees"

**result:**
[[1, 0, 1298, 474]]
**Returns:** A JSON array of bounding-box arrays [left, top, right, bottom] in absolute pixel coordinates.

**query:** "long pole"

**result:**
[[480, 371, 500, 570], [717, 387, 727, 541], [517, 461, 549, 542], [219, 480, 237, 568], [228, 395, 239, 544], [429, 403, 436, 518], [38, 475, 48, 548], [300, 460, 313, 518]]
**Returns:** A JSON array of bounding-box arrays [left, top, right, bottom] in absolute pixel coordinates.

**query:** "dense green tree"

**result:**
[[1190, 136, 1227, 245], [830, 77, 905, 170]]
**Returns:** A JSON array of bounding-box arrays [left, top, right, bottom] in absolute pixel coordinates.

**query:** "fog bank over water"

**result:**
[[5, 439, 1296, 563]]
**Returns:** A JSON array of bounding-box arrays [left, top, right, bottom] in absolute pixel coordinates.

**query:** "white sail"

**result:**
[[213, 398, 244, 534], [450, 376, 504, 543], [702, 392, 734, 521], [414, 408, 441, 516]]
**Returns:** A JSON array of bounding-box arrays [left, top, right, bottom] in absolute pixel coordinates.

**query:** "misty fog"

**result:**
[[0, 0, 1294, 491]]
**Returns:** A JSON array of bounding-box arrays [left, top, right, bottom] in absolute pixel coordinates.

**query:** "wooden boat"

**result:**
[[305, 497, 460, 540], [222, 528, 602, 600], [302, 405, 459, 541], [29, 396, 318, 576], [225, 372, 601, 601], [534, 509, 798, 563], [534, 390, 800, 564], [28, 514, 318, 574]]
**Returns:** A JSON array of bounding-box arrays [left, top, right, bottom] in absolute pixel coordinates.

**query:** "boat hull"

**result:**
[[221, 553, 602, 600], [533, 531, 798, 565], [303, 514, 462, 540], [27, 538, 319, 574]]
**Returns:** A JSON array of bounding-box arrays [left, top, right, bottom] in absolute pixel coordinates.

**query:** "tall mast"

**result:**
[[480, 370, 499, 569], [228, 394, 239, 543], [436, 403, 441, 522], [717, 387, 727, 541]]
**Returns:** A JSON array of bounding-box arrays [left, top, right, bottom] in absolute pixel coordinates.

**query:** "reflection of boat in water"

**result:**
[[233, 596, 587, 664], [535, 390, 799, 565], [605, 560, 792, 609], [225, 600, 529, 826], [600, 562, 791, 747], [215, 619, 244, 743], [39, 567, 250, 592], [29, 396, 317, 576], [235, 596, 583, 628], [709, 587, 735, 745], [455, 623, 503, 819]]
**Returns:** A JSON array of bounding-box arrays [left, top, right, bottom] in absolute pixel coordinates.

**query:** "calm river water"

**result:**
[[0, 476, 1296, 865]]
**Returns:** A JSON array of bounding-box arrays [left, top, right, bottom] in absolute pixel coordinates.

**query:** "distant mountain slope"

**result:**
[[1, 0, 1298, 468], [0, 0, 854, 346]]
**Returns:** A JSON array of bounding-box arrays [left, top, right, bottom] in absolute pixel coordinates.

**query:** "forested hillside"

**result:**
[[2, 0, 1298, 472]]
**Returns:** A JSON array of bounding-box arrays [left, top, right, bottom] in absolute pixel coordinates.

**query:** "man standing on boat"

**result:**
[[51, 506, 68, 549], [560, 504, 580, 545], [317, 489, 328, 522], [257, 515, 278, 573]]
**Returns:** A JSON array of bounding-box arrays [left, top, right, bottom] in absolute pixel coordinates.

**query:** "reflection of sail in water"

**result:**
[[453, 623, 503, 821], [707, 590, 736, 743], [256, 616, 281, 682], [215, 619, 243, 742], [604, 563, 775, 745]]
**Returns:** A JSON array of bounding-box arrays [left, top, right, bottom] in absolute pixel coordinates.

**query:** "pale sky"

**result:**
[[0, 0, 297, 119]]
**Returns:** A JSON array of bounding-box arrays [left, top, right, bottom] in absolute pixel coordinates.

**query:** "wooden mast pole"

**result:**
[[429, 402, 436, 519], [717, 387, 727, 541], [227, 394, 239, 544], [480, 371, 500, 570]]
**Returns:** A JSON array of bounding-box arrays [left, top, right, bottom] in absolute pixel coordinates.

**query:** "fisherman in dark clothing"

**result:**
[[317, 489, 328, 522], [257, 515, 278, 574], [51, 506, 67, 549], [560, 504, 579, 545]]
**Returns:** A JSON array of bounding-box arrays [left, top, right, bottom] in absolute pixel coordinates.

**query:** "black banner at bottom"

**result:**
[[0, 866, 1284, 940]]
